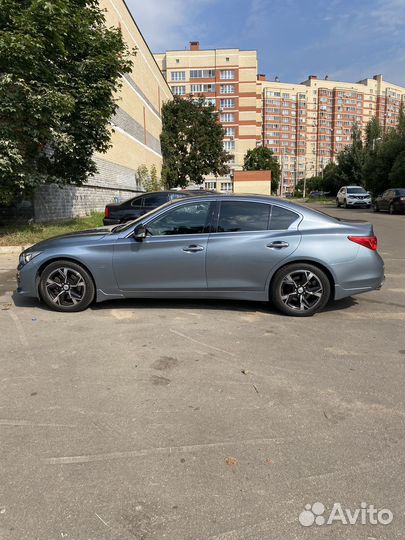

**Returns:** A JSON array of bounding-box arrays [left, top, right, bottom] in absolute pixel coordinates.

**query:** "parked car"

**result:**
[[373, 188, 405, 214], [309, 191, 330, 198], [17, 194, 384, 317], [103, 190, 214, 225], [336, 186, 371, 208]]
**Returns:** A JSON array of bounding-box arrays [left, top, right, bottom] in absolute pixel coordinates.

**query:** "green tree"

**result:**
[[294, 175, 323, 196], [160, 97, 229, 188], [136, 164, 149, 190], [364, 116, 382, 150], [141, 164, 162, 192], [363, 109, 405, 195], [0, 0, 134, 204], [243, 146, 280, 193]]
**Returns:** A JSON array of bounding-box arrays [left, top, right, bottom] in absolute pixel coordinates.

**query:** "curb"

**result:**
[[0, 245, 32, 255]]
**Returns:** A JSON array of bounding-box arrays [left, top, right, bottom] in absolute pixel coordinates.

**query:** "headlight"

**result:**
[[19, 251, 42, 265]]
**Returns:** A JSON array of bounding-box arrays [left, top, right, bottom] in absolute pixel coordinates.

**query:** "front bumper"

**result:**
[[346, 199, 371, 206], [16, 261, 40, 299]]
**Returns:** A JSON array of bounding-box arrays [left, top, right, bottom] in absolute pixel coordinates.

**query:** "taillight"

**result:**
[[348, 235, 377, 251], [105, 206, 109, 218], [400, 197, 405, 202]]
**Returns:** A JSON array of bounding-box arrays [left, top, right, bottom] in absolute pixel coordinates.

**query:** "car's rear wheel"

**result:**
[[270, 263, 331, 317], [39, 260, 95, 312]]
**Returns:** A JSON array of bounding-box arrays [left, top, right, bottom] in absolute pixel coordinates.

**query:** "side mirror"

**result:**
[[132, 223, 147, 240]]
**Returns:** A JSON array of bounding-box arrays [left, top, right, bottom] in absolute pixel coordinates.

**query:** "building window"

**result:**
[[172, 86, 185, 96], [223, 140, 235, 151], [224, 127, 235, 136], [190, 69, 215, 79], [220, 84, 235, 94], [191, 84, 216, 93], [220, 70, 235, 80], [175, 59, 180, 64], [201, 98, 216, 107], [205, 181, 216, 190], [220, 99, 235, 109], [171, 71, 186, 81], [220, 182, 233, 192], [221, 113, 235, 122]]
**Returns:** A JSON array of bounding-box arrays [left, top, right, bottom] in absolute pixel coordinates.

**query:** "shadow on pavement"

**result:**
[[12, 290, 357, 316]]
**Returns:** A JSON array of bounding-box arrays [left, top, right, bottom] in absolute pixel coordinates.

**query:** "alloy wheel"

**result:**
[[45, 266, 86, 307], [280, 269, 323, 312]]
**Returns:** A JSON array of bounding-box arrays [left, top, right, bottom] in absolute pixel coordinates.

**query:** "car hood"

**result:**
[[26, 226, 116, 252]]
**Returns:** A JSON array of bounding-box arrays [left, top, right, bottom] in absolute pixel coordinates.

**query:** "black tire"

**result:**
[[373, 203, 379, 212], [389, 204, 395, 215], [343, 199, 348, 209], [270, 263, 331, 317], [336, 199, 340, 208], [39, 260, 95, 312]]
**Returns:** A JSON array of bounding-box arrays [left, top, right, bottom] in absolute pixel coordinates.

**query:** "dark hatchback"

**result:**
[[373, 188, 405, 214], [103, 190, 214, 225]]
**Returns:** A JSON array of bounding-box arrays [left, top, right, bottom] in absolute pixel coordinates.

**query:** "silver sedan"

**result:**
[[17, 195, 384, 316]]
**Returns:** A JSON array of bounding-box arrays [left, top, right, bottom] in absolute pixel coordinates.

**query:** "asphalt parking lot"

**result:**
[[0, 204, 404, 540]]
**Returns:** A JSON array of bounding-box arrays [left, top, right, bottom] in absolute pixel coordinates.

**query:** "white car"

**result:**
[[336, 186, 372, 208]]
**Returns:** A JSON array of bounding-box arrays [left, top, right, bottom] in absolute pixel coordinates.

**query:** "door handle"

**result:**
[[182, 244, 204, 253], [267, 241, 289, 249]]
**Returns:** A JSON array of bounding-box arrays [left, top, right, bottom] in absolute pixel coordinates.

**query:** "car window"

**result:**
[[269, 205, 299, 230], [146, 202, 212, 236], [130, 196, 144, 208], [217, 201, 270, 232], [396, 189, 405, 196], [347, 187, 367, 194], [143, 193, 169, 207]]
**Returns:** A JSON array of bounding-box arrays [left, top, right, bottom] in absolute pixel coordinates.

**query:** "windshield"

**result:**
[[111, 200, 175, 233], [347, 187, 367, 194]]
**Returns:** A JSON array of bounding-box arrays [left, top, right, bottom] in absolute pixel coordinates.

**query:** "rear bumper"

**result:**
[[103, 218, 120, 225], [332, 250, 384, 300]]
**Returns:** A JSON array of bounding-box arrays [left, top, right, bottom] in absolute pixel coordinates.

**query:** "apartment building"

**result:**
[[154, 42, 262, 192], [35, 0, 172, 221], [260, 74, 405, 194]]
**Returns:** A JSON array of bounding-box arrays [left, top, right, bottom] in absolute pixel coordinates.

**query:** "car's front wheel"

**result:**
[[373, 203, 379, 212], [336, 199, 340, 208], [389, 203, 395, 215], [39, 260, 95, 312], [270, 263, 331, 317]]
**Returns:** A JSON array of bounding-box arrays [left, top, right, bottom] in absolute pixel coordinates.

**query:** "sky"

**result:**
[[125, 0, 405, 87]]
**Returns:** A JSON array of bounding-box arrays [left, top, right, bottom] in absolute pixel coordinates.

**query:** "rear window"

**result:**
[[269, 206, 299, 230], [395, 189, 405, 196], [143, 193, 169, 206]]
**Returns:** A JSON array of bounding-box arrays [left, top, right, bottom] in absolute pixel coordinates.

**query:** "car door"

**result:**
[[206, 200, 301, 291], [112, 200, 215, 292]]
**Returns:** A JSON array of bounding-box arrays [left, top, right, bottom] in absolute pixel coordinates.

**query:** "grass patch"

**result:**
[[0, 212, 104, 246]]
